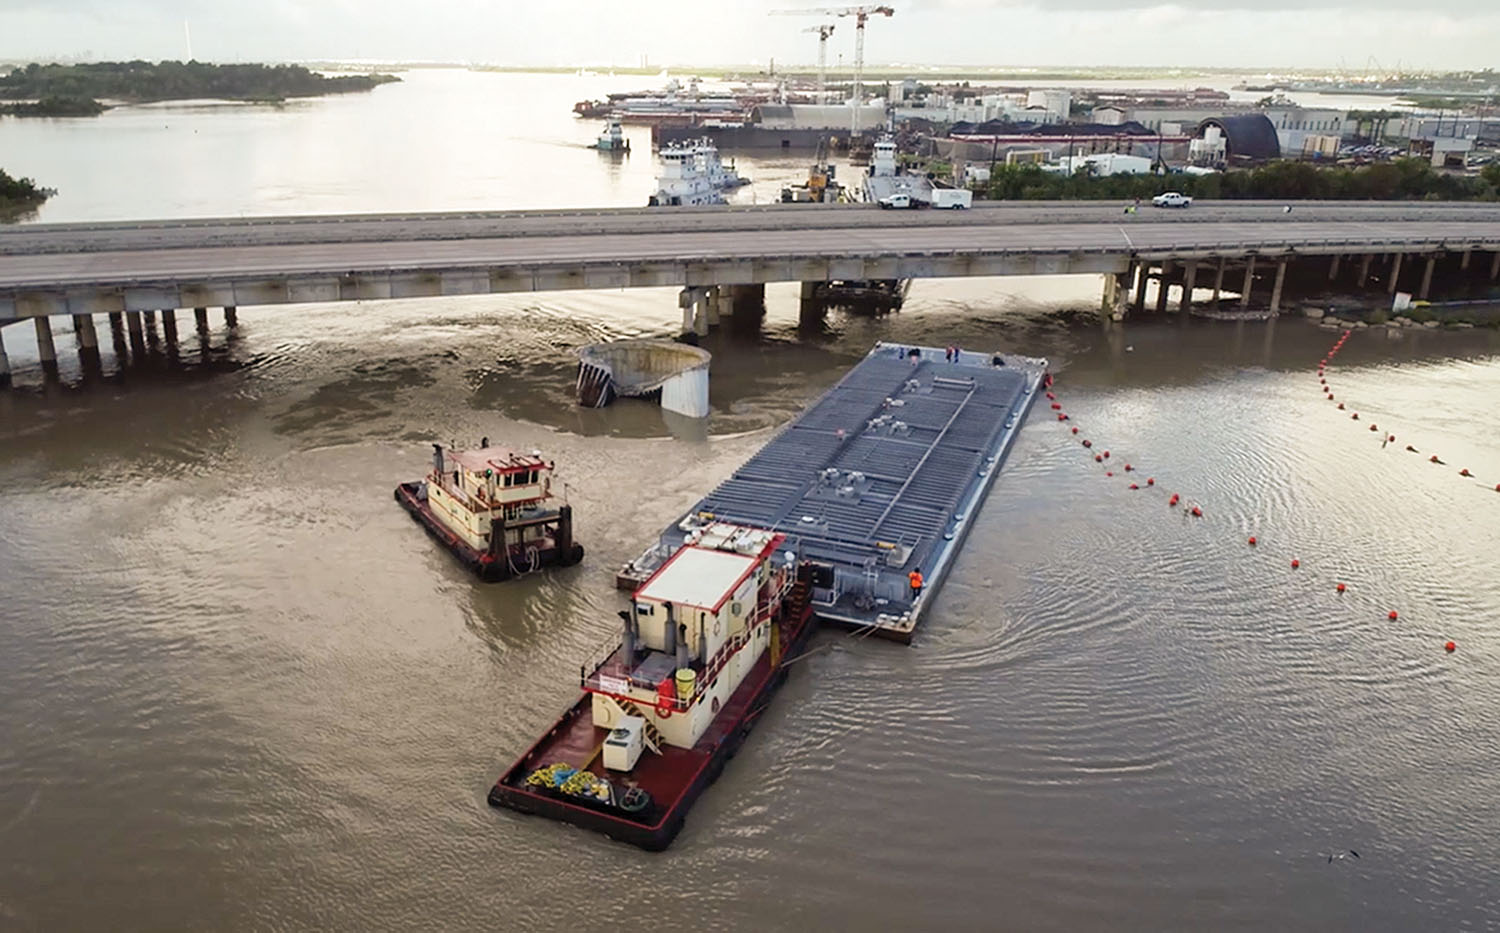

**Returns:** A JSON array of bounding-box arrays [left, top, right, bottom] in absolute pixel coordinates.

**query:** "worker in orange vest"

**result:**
[[908, 567, 924, 600]]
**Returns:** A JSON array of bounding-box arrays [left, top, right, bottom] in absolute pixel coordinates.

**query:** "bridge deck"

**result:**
[[620, 343, 1047, 642]]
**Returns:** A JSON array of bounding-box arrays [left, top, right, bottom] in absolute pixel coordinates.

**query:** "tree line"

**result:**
[[0, 168, 52, 214], [980, 158, 1500, 202], [0, 61, 399, 105]]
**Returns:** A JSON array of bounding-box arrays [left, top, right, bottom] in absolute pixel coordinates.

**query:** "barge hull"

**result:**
[[393, 483, 584, 582], [488, 586, 816, 851]]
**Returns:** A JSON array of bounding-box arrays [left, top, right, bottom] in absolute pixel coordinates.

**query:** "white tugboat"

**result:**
[[695, 139, 749, 189], [648, 139, 750, 207], [592, 120, 630, 152]]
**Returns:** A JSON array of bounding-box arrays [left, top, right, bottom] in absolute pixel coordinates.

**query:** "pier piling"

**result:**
[[1388, 253, 1404, 294], [1269, 259, 1288, 313], [125, 310, 146, 353], [1419, 255, 1437, 300], [1357, 254, 1372, 288], [1132, 263, 1148, 314], [74, 314, 99, 353], [0, 325, 10, 387], [34, 317, 58, 375], [1490, 250, 1500, 281], [1239, 257, 1256, 309], [1212, 258, 1226, 303], [799, 281, 823, 328], [161, 309, 177, 343], [1180, 260, 1197, 313], [1328, 255, 1341, 281], [1154, 262, 1172, 314], [224, 306, 238, 327], [1460, 249, 1471, 271], [193, 307, 209, 332]]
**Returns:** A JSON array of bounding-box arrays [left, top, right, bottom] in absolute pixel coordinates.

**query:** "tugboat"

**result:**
[[488, 521, 815, 850], [393, 440, 583, 582], [647, 142, 723, 206], [695, 139, 749, 190], [591, 120, 630, 152]]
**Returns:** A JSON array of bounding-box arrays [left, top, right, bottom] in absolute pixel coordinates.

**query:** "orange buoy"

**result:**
[[1291, 558, 1300, 569], [1336, 583, 1346, 593], [1388, 610, 1399, 620], [1095, 454, 1103, 462], [1146, 478, 1155, 486], [1248, 536, 1257, 546], [1445, 641, 1456, 653]]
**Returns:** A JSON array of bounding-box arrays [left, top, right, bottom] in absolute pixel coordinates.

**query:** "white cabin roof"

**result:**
[[636, 546, 757, 613]]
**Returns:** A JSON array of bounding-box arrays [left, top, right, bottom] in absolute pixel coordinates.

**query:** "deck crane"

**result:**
[[772, 5, 895, 134], [801, 24, 836, 104]]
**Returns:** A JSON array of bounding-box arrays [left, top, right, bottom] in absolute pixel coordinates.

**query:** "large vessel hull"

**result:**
[[393, 482, 583, 582], [487, 586, 815, 851]]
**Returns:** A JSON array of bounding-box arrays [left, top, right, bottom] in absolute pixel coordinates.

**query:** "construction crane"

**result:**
[[801, 24, 835, 105], [772, 6, 895, 135]]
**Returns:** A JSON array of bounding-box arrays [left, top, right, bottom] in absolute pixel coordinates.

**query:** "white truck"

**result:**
[[1151, 191, 1193, 208], [929, 187, 973, 210], [878, 186, 915, 209]]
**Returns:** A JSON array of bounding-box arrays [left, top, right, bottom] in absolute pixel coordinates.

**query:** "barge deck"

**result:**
[[618, 342, 1047, 641]]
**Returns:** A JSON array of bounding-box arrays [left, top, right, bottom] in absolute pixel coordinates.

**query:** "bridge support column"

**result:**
[[1101, 272, 1127, 320], [143, 310, 156, 326], [1419, 255, 1436, 300], [126, 310, 146, 351], [1328, 254, 1341, 281], [1388, 253, 1403, 295], [799, 281, 824, 328], [74, 314, 99, 365], [1460, 249, 1471, 271], [161, 309, 177, 343], [1491, 250, 1500, 280], [1269, 259, 1288, 314], [0, 325, 10, 387], [224, 306, 238, 327], [194, 307, 209, 332], [34, 317, 58, 374], [1154, 262, 1172, 314], [1212, 257, 1225, 304], [1239, 257, 1256, 309], [1132, 262, 1148, 314], [1357, 254, 1371, 288], [1179, 260, 1197, 313]]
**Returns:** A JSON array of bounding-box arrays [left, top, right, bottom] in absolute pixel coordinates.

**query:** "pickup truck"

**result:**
[[1151, 192, 1193, 208], [878, 189, 915, 209]]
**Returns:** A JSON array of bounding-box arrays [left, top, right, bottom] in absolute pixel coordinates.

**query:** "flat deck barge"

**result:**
[[618, 342, 1048, 641]]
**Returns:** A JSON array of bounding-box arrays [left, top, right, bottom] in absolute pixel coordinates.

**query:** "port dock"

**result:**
[[619, 343, 1048, 642]]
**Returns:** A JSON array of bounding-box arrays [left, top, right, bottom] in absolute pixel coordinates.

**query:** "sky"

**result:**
[[2, 0, 1498, 72]]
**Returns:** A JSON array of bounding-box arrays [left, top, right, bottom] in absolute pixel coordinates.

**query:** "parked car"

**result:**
[[1152, 192, 1193, 208]]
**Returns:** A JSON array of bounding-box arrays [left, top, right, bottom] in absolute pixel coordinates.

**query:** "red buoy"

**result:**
[[1147, 478, 1155, 486], [1051, 403, 1061, 410], [1388, 435, 1395, 442], [1369, 424, 1378, 431], [1103, 451, 1110, 459], [1388, 610, 1399, 620], [1445, 641, 1456, 653], [1338, 403, 1345, 410], [1106, 471, 1114, 477], [1095, 454, 1103, 462], [1124, 464, 1134, 472], [1248, 536, 1257, 546], [1351, 412, 1359, 420], [1129, 483, 1139, 490], [1083, 439, 1092, 448], [1459, 468, 1472, 477], [1431, 455, 1441, 463], [1071, 426, 1079, 434], [1336, 583, 1346, 593], [1291, 559, 1300, 569], [1169, 494, 1179, 506], [1046, 392, 1055, 400], [1191, 506, 1202, 517]]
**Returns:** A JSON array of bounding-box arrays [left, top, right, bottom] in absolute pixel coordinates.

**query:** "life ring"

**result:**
[[656, 698, 672, 718]]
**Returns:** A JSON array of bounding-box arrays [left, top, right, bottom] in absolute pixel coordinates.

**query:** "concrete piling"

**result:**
[[1328, 255, 1341, 280], [34, 317, 58, 374], [194, 307, 209, 331], [1180, 260, 1197, 313], [224, 306, 238, 327], [1419, 255, 1436, 300], [1132, 262, 1148, 314], [1388, 252, 1404, 295], [1460, 249, 1471, 271], [1490, 250, 1500, 281], [161, 309, 178, 343], [1212, 258, 1226, 303], [1239, 257, 1256, 309], [1154, 262, 1172, 313], [1269, 259, 1288, 314], [0, 325, 10, 387], [798, 281, 822, 328], [1357, 254, 1372, 288], [126, 310, 146, 351], [74, 314, 99, 350]]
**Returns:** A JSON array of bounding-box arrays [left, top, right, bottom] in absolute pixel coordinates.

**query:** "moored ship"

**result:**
[[488, 521, 815, 849], [394, 440, 583, 582]]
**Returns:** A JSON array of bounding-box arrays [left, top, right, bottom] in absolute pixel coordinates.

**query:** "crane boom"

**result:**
[[771, 5, 895, 135]]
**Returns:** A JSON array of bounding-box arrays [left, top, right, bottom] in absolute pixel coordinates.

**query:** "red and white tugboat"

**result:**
[[488, 521, 815, 850], [394, 440, 583, 582]]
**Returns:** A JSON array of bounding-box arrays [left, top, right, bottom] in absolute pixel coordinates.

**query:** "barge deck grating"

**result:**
[[623, 342, 1047, 641]]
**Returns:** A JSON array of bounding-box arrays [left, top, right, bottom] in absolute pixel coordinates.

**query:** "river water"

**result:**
[[2, 70, 1500, 931]]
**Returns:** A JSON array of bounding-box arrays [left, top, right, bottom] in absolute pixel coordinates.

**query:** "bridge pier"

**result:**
[[126, 310, 146, 354], [74, 314, 100, 370], [1154, 262, 1172, 314], [1328, 255, 1341, 281], [34, 316, 58, 377], [1132, 262, 1148, 315], [1419, 255, 1436, 300], [1388, 253, 1404, 294], [1179, 260, 1197, 313], [0, 324, 10, 387], [1211, 258, 1225, 304], [799, 281, 824, 328], [1101, 272, 1127, 320], [1239, 257, 1256, 309], [1269, 259, 1288, 314], [1357, 254, 1371, 288], [1460, 249, 1471, 271], [224, 306, 238, 327], [194, 307, 209, 332], [161, 308, 178, 343]]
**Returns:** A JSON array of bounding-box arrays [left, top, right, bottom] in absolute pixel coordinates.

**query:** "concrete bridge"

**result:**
[[4, 201, 1500, 383]]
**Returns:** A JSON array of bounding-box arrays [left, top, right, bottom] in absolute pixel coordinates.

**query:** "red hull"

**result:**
[[488, 578, 815, 850]]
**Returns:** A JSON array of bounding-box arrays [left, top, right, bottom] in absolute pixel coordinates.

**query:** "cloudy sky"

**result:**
[[4, 0, 1497, 71]]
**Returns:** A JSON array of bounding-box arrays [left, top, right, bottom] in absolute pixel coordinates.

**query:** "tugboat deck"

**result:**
[[621, 343, 1046, 641]]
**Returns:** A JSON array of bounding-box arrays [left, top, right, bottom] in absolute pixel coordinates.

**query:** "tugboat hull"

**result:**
[[393, 483, 583, 582]]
